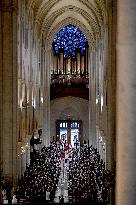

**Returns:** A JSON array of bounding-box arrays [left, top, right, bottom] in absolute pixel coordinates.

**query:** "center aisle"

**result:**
[[54, 156, 69, 203]]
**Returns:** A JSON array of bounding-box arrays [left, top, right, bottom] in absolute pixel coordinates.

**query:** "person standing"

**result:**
[[59, 195, 64, 204]]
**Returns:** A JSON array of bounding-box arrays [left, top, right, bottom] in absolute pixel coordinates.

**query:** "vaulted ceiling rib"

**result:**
[[27, 0, 106, 46], [44, 17, 94, 48]]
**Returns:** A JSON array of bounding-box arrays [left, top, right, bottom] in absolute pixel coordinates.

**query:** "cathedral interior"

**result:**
[[0, 0, 136, 204]]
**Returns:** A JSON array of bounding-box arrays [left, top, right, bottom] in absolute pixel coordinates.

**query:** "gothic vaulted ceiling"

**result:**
[[27, 0, 106, 47]]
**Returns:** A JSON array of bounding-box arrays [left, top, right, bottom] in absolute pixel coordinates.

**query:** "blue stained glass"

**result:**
[[53, 24, 88, 58]]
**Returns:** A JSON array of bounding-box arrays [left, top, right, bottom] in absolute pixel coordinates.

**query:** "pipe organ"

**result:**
[[51, 24, 89, 87], [51, 50, 88, 76]]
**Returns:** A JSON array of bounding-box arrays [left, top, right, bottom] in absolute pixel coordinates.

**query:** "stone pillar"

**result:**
[[0, 0, 18, 188], [106, 21, 115, 172], [104, 0, 116, 178], [50, 48, 54, 74], [26, 143, 30, 166], [116, 0, 136, 204], [88, 48, 93, 146], [86, 48, 88, 75], [21, 152, 26, 176], [17, 155, 21, 179], [95, 43, 100, 137], [96, 126, 100, 151], [99, 141, 103, 159], [43, 49, 50, 147], [90, 48, 97, 148]]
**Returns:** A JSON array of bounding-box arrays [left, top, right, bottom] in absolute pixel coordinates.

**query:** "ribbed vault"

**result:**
[[27, 0, 106, 47], [44, 17, 94, 48]]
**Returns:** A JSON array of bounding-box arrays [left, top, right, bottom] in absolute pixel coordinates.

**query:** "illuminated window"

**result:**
[[53, 24, 88, 59]]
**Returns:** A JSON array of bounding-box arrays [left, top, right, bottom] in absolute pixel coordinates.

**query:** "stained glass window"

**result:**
[[53, 24, 88, 59]]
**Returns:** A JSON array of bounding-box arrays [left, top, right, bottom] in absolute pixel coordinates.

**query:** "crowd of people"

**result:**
[[16, 142, 61, 203], [1, 139, 115, 204], [68, 145, 115, 204]]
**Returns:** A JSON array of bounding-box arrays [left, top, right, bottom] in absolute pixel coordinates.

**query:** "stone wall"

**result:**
[[50, 96, 89, 143]]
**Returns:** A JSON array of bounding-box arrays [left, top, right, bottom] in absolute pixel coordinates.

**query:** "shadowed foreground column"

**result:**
[[116, 0, 136, 204], [0, 0, 18, 189]]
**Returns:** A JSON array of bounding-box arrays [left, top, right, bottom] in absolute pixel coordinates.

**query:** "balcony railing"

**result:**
[[51, 74, 89, 88]]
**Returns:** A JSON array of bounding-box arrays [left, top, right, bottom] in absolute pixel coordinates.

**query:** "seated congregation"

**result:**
[[68, 145, 114, 203], [1, 140, 114, 204]]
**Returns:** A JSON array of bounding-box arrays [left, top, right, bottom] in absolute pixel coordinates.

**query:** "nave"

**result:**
[[13, 141, 114, 204]]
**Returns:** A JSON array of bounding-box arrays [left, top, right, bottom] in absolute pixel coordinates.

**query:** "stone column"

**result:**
[[89, 47, 97, 148], [88, 48, 93, 146], [21, 152, 26, 176], [95, 43, 100, 135], [26, 143, 30, 166], [17, 155, 21, 179], [106, 20, 115, 172], [96, 126, 100, 151], [0, 0, 18, 188], [50, 48, 54, 74], [43, 49, 50, 147], [86, 48, 88, 75], [99, 141, 103, 159], [116, 0, 136, 204]]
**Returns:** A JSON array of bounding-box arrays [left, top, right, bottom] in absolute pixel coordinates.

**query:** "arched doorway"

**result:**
[[56, 119, 83, 147]]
